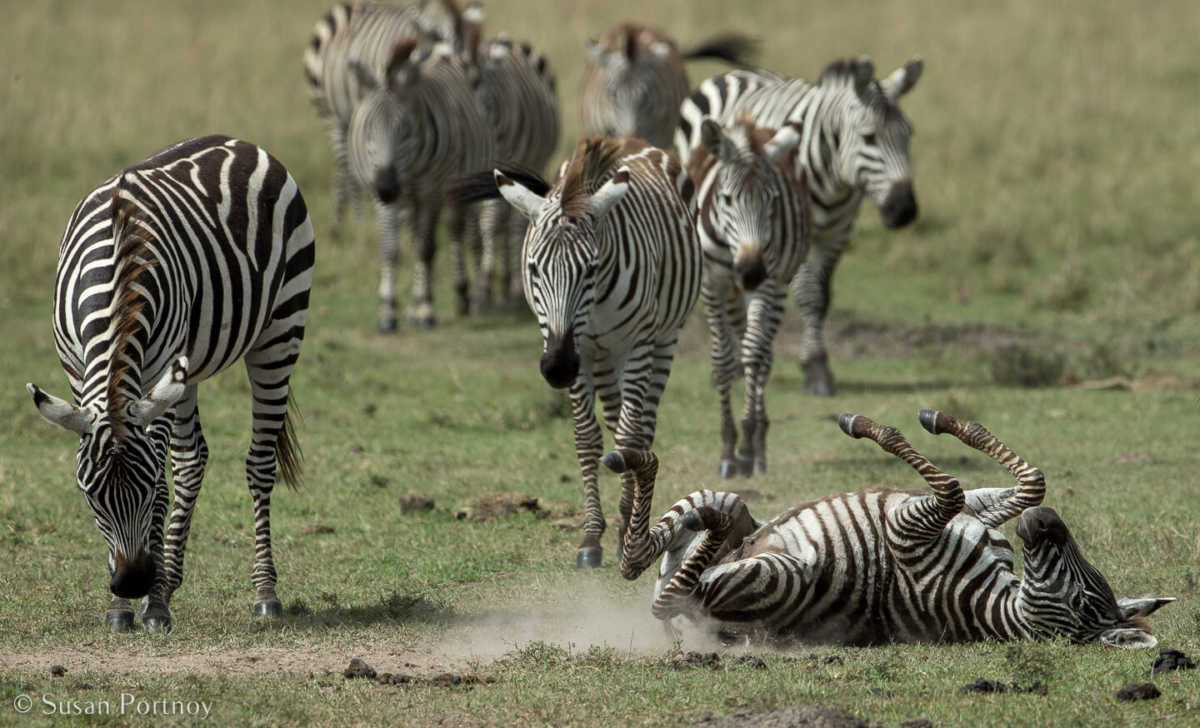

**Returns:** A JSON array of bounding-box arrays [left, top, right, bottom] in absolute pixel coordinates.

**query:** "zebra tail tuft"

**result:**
[[680, 32, 759, 68], [445, 163, 550, 205], [276, 398, 303, 490]]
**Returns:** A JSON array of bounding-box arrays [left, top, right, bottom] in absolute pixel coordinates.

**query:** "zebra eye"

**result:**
[[526, 261, 538, 275], [719, 193, 733, 206], [862, 133, 877, 146]]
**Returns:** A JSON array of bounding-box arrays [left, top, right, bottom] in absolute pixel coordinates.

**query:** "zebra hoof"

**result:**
[[406, 315, 436, 329], [253, 599, 284, 618], [141, 613, 172, 634], [576, 547, 603, 569], [718, 460, 738, 479], [802, 357, 836, 397], [736, 456, 755, 477], [754, 459, 767, 475], [106, 609, 135, 632], [377, 318, 397, 333], [918, 409, 941, 435]]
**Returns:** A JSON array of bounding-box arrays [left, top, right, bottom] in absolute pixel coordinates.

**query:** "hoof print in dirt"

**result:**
[[959, 678, 1047, 696], [344, 658, 377, 680], [690, 705, 874, 728], [1152, 648, 1196, 674], [1116, 682, 1161, 701], [456, 493, 546, 522], [49, 665, 67, 677]]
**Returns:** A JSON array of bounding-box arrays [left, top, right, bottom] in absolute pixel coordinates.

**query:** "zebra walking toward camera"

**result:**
[[467, 31, 560, 311], [604, 412, 1174, 647], [450, 137, 702, 568], [580, 23, 756, 150], [347, 38, 492, 329], [304, 0, 467, 239], [677, 57, 924, 396], [688, 116, 811, 478], [27, 136, 315, 633]]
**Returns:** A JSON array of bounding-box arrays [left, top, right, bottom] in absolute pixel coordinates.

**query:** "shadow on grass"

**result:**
[[279, 591, 454, 631]]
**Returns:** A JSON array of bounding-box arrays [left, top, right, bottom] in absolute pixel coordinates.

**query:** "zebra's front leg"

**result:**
[[790, 245, 841, 397], [407, 197, 441, 328], [472, 199, 504, 314], [702, 279, 741, 478], [570, 378, 606, 568], [737, 289, 784, 476], [613, 346, 654, 548], [447, 201, 473, 317], [375, 199, 403, 332]]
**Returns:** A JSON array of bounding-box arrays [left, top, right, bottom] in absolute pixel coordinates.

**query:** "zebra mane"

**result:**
[[598, 23, 675, 62], [106, 177, 160, 438], [558, 136, 645, 218]]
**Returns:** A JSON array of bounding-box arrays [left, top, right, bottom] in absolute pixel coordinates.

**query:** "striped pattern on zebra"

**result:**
[[605, 412, 1174, 647], [449, 136, 702, 567], [304, 0, 466, 240], [27, 136, 315, 633], [467, 30, 560, 312], [348, 38, 492, 329], [579, 24, 756, 150], [676, 57, 924, 397], [687, 116, 811, 479]]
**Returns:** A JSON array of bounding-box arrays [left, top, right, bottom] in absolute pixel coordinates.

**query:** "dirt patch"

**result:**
[[1152, 649, 1196, 674], [691, 705, 877, 728], [959, 677, 1047, 695], [399, 492, 436, 513], [455, 492, 543, 522], [1116, 683, 1161, 701]]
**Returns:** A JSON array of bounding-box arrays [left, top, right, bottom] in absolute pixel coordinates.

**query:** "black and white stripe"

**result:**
[[607, 412, 1174, 647], [677, 57, 923, 397], [28, 136, 315, 633], [687, 117, 811, 479]]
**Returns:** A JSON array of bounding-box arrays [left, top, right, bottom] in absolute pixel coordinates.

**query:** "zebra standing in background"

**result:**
[[677, 57, 924, 396], [580, 24, 756, 150], [449, 137, 702, 568], [27, 136, 315, 633], [465, 22, 560, 312], [603, 412, 1174, 647], [688, 116, 811, 478], [304, 0, 467, 240], [348, 38, 492, 329]]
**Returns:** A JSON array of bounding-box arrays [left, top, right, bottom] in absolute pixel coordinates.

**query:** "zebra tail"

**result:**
[[680, 32, 759, 68], [276, 396, 303, 490], [445, 162, 551, 205]]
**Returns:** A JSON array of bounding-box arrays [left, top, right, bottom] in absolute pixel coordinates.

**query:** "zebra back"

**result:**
[[473, 35, 560, 172]]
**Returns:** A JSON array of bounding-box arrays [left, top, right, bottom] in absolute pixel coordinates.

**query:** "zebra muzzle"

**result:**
[[539, 329, 580, 389], [1016, 506, 1069, 547], [110, 549, 157, 599], [374, 168, 400, 204], [879, 180, 918, 229], [734, 254, 768, 291]]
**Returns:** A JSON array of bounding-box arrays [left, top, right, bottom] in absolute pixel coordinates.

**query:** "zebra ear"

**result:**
[[1099, 627, 1158, 649], [127, 356, 189, 427], [1118, 597, 1175, 620], [880, 56, 924, 102], [495, 170, 547, 221], [700, 119, 734, 161], [27, 383, 95, 436], [763, 123, 803, 164], [587, 168, 631, 220], [350, 61, 380, 93], [852, 56, 876, 102]]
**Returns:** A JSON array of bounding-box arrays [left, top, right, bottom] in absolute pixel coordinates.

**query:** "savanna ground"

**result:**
[[2, 1, 1199, 725]]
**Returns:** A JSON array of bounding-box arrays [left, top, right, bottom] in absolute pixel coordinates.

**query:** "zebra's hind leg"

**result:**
[[329, 122, 355, 241], [791, 246, 840, 397], [472, 199, 505, 315], [447, 202, 473, 317], [651, 506, 734, 621], [406, 197, 441, 328]]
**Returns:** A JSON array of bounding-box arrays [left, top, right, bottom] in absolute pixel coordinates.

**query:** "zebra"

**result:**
[[688, 116, 811, 479], [677, 56, 924, 397], [603, 412, 1174, 647], [304, 0, 467, 240], [465, 28, 560, 312], [448, 137, 702, 568], [26, 136, 315, 633], [580, 23, 757, 150], [347, 38, 492, 330]]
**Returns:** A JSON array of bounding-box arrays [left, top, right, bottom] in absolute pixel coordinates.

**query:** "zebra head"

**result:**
[[586, 25, 678, 138], [699, 117, 805, 291], [27, 357, 189, 598], [1016, 506, 1174, 648], [348, 40, 429, 204], [494, 167, 631, 389], [821, 56, 922, 229]]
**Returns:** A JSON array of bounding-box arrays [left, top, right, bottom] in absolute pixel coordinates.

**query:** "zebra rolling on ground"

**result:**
[[604, 411, 1174, 647], [677, 56, 924, 397], [580, 23, 757, 150], [304, 0, 467, 240], [688, 116, 811, 479], [348, 38, 492, 330], [449, 137, 702, 568], [27, 136, 315, 633]]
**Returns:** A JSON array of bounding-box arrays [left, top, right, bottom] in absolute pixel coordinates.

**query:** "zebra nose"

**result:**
[[110, 550, 156, 599], [539, 329, 580, 389], [879, 180, 917, 229], [374, 168, 400, 204], [734, 256, 768, 291], [1017, 506, 1067, 545]]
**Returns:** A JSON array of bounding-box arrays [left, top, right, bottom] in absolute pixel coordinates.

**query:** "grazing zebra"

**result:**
[[580, 24, 756, 150], [688, 117, 811, 478], [677, 57, 924, 397], [449, 137, 702, 567], [604, 411, 1174, 647], [467, 30, 560, 312], [348, 38, 491, 329], [304, 0, 466, 240], [27, 136, 315, 633]]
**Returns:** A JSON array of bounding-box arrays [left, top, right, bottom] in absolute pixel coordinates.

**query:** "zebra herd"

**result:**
[[25, 0, 1172, 649]]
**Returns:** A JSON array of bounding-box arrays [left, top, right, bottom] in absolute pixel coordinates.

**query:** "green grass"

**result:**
[[2, 1, 1200, 726]]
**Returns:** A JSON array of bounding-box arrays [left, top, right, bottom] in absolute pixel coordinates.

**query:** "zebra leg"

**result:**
[[918, 410, 1045, 528], [375, 199, 402, 332], [613, 345, 656, 548], [502, 211, 528, 308], [738, 286, 785, 476], [650, 506, 734, 621], [681, 552, 816, 638], [329, 122, 355, 241], [570, 376, 606, 568], [790, 244, 841, 397], [407, 196, 440, 328], [702, 277, 740, 478], [840, 413, 964, 545], [600, 448, 659, 580], [447, 202, 472, 318], [472, 199, 503, 314]]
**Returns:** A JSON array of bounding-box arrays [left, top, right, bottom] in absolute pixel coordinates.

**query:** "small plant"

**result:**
[[989, 344, 1064, 387]]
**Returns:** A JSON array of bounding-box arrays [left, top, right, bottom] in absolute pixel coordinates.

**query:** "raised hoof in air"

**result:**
[[141, 611, 172, 634], [718, 460, 738, 479], [253, 599, 284, 618], [106, 609, 135, 632], [576, 546, 603, 569], [377, 317, 398, 333], [918, 409, 941, 434], [801, 356, 836, 398]]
